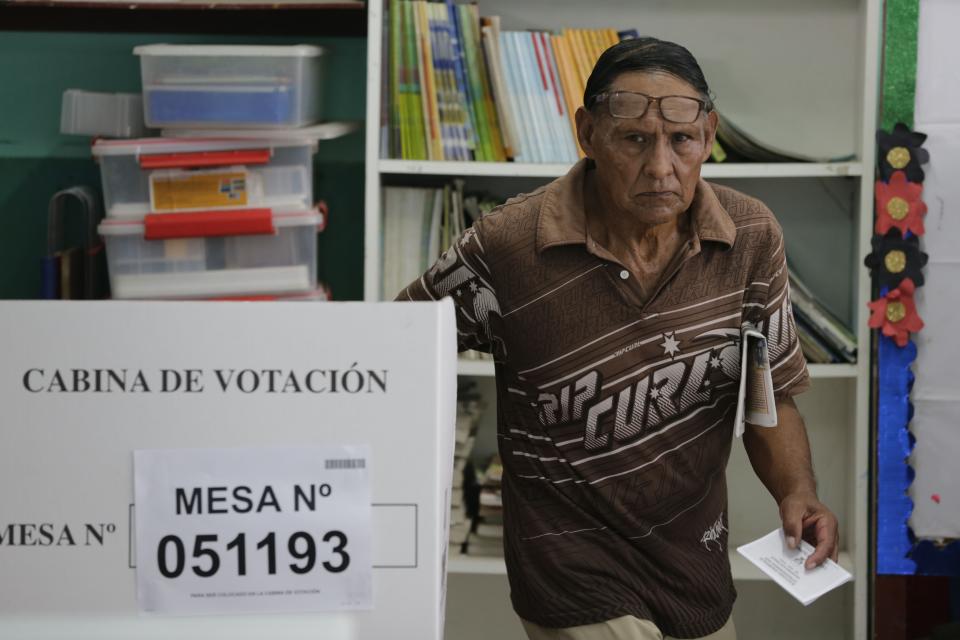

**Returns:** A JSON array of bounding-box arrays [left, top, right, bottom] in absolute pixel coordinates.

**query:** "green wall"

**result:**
[[0, 31, 366, 300]]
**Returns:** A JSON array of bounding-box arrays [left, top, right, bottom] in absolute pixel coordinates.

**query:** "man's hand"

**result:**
[[779, 491, 839, 570]]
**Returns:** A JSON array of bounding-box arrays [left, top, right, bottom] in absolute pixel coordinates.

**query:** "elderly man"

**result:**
[[398, 37, 838, 640]]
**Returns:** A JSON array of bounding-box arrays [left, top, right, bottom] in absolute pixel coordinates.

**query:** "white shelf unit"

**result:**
[[457, 357, 860, 380], [363, 1, 880, 638]]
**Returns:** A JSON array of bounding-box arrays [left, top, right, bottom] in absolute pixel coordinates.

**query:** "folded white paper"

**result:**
[[736, 529, 853, 606]]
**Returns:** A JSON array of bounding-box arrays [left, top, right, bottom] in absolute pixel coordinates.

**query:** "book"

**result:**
[[400, 0, 427, 160], [446, 0, 478, 158], [551, 33, 581, 146], [716, 114, 857, 163], [788, 268, 856, 362], [416, 1, 443, 160], [480, 17, 517, 159]]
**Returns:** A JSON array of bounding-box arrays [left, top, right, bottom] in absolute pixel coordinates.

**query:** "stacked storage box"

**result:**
[[96, 44, 329, 300]]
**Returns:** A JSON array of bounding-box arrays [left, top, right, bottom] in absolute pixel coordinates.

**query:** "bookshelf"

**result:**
[[363, 0, 880, 638]]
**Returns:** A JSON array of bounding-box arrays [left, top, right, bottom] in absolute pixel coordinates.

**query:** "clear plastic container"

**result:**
[[92, 137, 316, 218], [60, 90, 148, 138], [98, 207, 323, 300], [134, 44, 325, 129]]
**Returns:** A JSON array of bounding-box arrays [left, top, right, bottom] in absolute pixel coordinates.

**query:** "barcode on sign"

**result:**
[[325, 458, 366, 470]]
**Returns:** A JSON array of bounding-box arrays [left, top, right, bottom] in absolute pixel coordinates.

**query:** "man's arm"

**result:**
[[742, 396, 839, 569]]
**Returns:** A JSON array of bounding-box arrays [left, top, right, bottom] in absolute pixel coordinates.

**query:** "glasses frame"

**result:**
[[590, 90, 711, 124]]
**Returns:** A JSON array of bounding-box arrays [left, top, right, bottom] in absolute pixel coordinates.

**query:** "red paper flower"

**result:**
[[875, 171, 927, 236], [867, 279, 924, 347]]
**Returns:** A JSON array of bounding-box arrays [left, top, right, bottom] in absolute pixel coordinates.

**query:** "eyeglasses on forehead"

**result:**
[[591, 91, 710, 124]]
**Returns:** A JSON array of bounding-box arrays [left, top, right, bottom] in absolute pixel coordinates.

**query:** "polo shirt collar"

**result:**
[[535, 158, 737, 253]]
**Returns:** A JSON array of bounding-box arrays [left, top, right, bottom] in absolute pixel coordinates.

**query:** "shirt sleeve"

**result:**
[[394, 223, 505, 359], [743, 225, 810, 399]]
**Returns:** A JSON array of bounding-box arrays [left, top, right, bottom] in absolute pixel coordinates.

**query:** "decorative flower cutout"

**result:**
[[876, 171, 927, 236], [877, 122, 929, 182], [867, 279, 924, 347], [864, 231, 928, 289]]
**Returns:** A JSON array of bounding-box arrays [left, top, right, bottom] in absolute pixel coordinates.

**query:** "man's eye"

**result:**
[[626, 134, 646, 144], [672, 133, 692, 143]]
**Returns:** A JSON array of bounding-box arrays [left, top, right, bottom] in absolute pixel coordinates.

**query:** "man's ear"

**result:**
[[701, 110, 719, 163], [575, 107, 596, 158]]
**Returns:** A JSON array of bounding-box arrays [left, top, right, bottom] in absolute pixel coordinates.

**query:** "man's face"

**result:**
[[576, 70, 718, 227]]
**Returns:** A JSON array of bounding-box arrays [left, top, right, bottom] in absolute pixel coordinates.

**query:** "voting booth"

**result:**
[[0, 300, 457, 639]]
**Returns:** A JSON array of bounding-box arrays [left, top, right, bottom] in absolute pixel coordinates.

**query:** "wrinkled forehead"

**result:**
[[603, 69, 703, 100]]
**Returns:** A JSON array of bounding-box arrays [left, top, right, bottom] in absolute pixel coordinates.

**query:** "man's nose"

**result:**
[[643, 135, 674, 181]]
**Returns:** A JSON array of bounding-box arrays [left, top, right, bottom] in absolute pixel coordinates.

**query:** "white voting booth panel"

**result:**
[[0, 300, 457, 640]]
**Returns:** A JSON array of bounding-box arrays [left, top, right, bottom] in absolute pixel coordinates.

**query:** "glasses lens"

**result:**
[[659, 96, 702, 123], [607, 92, 650, 118]]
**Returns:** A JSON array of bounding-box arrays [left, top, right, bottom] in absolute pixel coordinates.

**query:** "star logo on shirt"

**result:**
[[709, 354, 723, 369], [460, 227, 476, 246], [660, 332, 681, 358], [469, 281, 479, 293]]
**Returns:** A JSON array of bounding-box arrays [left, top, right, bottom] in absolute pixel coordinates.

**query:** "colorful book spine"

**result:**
[[481, 18, 517, 159], [437, 4, 470, 161], [468, 4, 507, 161], [530, 32, 560, 162], [402, 1, 427, 160], [566, 28, 592, 96], [498, 30, 529, 162], [457, 4, 494, 161], [587, 28, 607, 63], [542, 33, 578, 162], [446, 0, 478, 159], [551, 33, 581, 147], [416, 1, 443, 160], [427, 3, 456, 160], [389, 0, 406, 158], [605, 28, 620, 48]]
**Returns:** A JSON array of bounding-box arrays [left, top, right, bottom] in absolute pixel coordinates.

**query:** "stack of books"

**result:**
[[465, 454, 503, 557], [383, 0, 623, 163], [380, 181, 498, 299], [789, 269, 857, 364], [450, 387, 483, 556]]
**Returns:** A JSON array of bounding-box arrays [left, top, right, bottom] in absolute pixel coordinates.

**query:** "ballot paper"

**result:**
[[737, 529, 853, 606], [734, 324, 778, 438]]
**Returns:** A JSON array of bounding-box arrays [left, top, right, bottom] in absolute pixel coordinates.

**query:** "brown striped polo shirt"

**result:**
[[397, 158, 809, 638]]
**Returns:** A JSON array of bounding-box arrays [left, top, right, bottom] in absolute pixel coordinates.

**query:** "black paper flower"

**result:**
[[877, 122, 930, 182], [864, 230, 928, 289]]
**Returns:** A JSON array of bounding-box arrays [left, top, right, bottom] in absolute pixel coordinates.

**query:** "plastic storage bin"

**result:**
[[134, 44, 325, 129], [60, 90, 148, 138], [98, 207, 323, 299], [92, 137, 316, 218]]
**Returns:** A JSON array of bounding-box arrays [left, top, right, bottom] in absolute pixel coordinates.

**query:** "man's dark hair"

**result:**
[[583, 37, 715, 112]]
